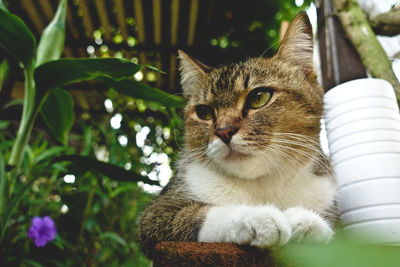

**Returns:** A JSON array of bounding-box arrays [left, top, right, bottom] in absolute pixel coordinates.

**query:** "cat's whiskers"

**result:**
[[243, 133, 331, 175], [267, 132, 324, 154], [270, 142, 328, 172], [258, 147, 297, 175], [252, 39, 281, 70], [272, 133, 332, 167], [239, 138, 303, 177]]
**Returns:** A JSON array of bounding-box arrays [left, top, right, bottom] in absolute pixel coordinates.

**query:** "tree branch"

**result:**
[[331, 0, 400, 101], [370, 7, 400, 36]]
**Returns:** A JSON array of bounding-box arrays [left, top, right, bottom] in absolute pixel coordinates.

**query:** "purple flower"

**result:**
[[27, 216, 57, 247]]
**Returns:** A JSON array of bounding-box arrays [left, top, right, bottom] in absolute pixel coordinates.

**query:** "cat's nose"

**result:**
[[215, 126, 239, 145]]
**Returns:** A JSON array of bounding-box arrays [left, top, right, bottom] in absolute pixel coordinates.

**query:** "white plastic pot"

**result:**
[[324, 78, 400, 244]]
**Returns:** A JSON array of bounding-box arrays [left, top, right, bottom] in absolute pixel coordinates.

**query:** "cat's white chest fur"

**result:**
[[184, 161, 335, 213], [185, 161, 336, 246]]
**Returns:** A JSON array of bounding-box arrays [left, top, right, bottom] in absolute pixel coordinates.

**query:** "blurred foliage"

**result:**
[[279, 238, 400, 267], [189, 0, 312, 65], [0, 0, 316, 266]]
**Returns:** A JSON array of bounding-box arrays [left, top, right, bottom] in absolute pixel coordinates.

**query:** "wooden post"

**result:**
[[315, 0, 366, 92]]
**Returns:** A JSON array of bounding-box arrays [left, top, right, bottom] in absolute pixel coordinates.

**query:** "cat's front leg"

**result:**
[[198, 205, 292, 248], [284, 207, 333, 243]]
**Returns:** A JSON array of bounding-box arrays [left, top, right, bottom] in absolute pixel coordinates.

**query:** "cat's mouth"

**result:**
[[224, 147, 249, 161]]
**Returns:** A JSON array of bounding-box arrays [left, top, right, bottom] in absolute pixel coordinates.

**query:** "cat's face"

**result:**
[[179, 13, 324, 179]]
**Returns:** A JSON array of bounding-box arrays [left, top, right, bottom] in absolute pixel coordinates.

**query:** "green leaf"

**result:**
[[99, 232, 129, 248], [0, 8, 35, 67], [0, 151, 6, 215], [0, 59, 9, 92], [36, 0, 67, 66], [0, 120, 9, 130], [145, 64, 166, 74], [1, 175, 39, 243], [34, 146, 70, 164], [2, 99, 23, 110], [34, 58, 141, 96], [40, 88, 74, 144], [53, 154, 160, 185], [0, 0, 8, 12], [98, 77, 185, 107], [80, 123, 93, 156], [22, 259, 45, 267]]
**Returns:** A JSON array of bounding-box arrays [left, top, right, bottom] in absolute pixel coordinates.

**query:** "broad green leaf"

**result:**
[[40, 88, 74, 144], [98, 77, 185, 107], [0, 8, 35, 67], [34, 58, 141, 95], [53, 154, 160, 185], [36, 0, 67, 66]]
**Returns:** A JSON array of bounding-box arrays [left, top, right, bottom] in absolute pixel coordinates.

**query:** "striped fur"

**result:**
[[138, 13, 337, 258]]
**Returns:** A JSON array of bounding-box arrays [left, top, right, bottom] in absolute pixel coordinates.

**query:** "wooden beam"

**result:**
[[170, 0, 179, 89], [134, 0, 146, 43], [77, 0, 94, 38], [77, 47, 87, 58], [94, 0, 112, 41], [114, 0, 128, 40], [37, 0, 54, 22], [152, 0, 162, 87], [63, 46, 75, 58], [169, 55, 177, 89], [187, 0, 199, 46], [170, 0, 179, 45], [66, 3, 80, 39], [153, 0, 162, 44], [315, 0, 366, 91], [20, 0, 45, 33], [134, 0, 147, 73]]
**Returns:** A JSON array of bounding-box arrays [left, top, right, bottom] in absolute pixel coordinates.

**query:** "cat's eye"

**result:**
[[195, 105, 214, 120], [246, 87, 273, 109]]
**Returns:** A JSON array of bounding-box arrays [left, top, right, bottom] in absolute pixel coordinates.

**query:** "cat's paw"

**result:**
[[284, 207, 333, 243], [226, 206, 292, 248], [198, 205, 291, 248]]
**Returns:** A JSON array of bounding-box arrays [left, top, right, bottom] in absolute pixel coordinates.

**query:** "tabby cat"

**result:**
[[138, 12, 337, 258]]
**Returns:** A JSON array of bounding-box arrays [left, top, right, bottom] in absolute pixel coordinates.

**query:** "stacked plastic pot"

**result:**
[[324, 78, 400, 244]]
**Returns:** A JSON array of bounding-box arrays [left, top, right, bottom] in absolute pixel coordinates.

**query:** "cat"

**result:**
[[138, 12, 337, 258]]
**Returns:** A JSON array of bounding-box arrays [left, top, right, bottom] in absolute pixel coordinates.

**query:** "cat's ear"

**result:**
[[178, 50, 212, 97], [276, 12, 314, 72]]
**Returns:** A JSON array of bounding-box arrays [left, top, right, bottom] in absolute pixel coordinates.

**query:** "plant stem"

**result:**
[[77, 179, 96, 250], [8, 66, 36, 172], [0, 152, 6, 215]]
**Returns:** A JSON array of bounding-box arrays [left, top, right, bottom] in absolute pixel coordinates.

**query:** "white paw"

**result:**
[[284, 207, 333, 243], [199, 205, 291, 249]]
